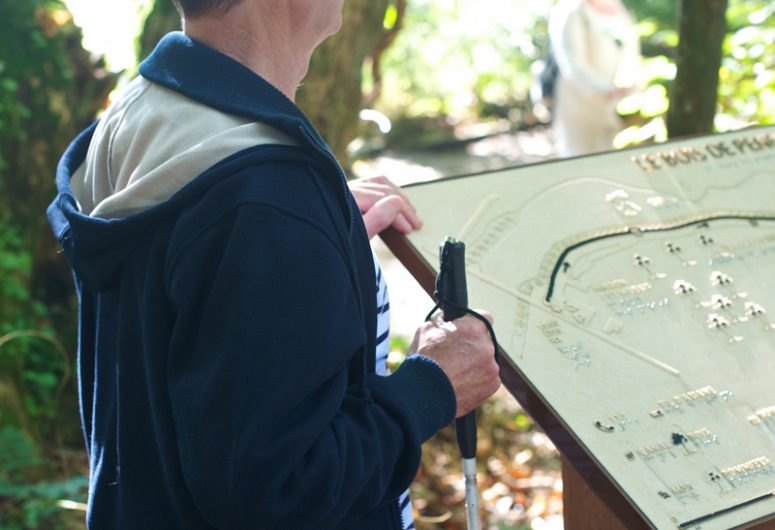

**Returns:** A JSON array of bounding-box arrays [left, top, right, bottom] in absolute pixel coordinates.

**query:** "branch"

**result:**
[[364, 0, 408, 108]]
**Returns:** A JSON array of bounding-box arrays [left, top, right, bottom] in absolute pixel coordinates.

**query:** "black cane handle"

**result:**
[[438, 238, 477, 460]]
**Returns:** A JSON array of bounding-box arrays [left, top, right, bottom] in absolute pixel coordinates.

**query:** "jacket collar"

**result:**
[[141, 32, 314, 144], [139, 32, 353, 228]]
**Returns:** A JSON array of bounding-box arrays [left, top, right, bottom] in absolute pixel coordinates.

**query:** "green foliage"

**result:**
[[624, 0, 678, 31], [0, 223, 33, 312], [0, 0, 116, 437], [375, 0, 773, 152], [2, 1, 80, 214], [0, 1, 117, 528], [0, 220, 77, 530], [0, 426, 87, 530], [0, 0, 116, 264], [137, 0, 180, 63], [720, 1, 775, 126], [377, 0, 547, 130], [383, 2, 400, 29], [0, 208, 80, 528], [0, 427, 43, 481], [617, 0, 774, 146], [0, 221, 70, 442], [389, 335, 411, 355]]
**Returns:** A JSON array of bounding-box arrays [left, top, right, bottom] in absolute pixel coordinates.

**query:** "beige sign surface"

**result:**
[[397, 126, 775, 529]]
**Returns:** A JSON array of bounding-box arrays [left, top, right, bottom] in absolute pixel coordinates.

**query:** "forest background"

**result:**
[[0, 0, 773, 528]]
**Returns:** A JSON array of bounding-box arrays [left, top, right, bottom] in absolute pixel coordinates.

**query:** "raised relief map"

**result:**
[[391, 127, 775, 530]]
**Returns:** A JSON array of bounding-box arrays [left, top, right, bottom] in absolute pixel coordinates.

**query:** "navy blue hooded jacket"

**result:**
[[47, 33, 456, 529]]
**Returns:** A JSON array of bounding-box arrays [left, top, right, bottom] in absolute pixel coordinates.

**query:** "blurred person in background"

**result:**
[[548, 0, 641, 156]]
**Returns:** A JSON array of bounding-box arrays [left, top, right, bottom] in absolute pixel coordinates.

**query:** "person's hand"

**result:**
[[348, 176, 423, 239], [410, 311, 500, 418]]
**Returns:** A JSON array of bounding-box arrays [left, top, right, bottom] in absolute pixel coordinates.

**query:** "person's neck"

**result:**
[[183, 5, 313, 101]]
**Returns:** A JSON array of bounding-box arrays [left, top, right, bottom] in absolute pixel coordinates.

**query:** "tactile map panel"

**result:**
[[395, 127, 775, 530]]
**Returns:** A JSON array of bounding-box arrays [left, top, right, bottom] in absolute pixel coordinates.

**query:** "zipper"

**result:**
[[299, 122, 407, 530], [298, 123, 372, 397], [297, 124, 354, 235]]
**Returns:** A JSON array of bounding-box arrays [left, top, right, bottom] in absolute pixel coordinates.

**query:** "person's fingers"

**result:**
[[392, 212, 414, 234], [374, 181, 422, 229], [362, 195, 404, 238], [400, 201, 423, 230], [361, 194, 424, 238], [350, 187, 383, 212], [350, 178, 423, 229]]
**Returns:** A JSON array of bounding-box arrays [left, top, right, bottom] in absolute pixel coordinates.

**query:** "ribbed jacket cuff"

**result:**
[[377, 354, 456, 443]]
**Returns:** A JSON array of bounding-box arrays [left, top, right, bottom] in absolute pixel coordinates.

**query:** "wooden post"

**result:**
[[562, 456, 629, 530]]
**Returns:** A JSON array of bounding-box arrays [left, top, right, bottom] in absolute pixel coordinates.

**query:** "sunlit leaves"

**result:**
[[718, 0, 775, 127], [383, 2, 399, 30], [377, 0, 773, 151], [378, 0, 545, 125]]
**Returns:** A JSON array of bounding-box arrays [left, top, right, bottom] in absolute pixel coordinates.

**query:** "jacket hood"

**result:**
[[47, 32, 350, 291]]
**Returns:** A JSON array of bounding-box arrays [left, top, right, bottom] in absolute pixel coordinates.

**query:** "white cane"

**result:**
[[437, 237, 481, 530]]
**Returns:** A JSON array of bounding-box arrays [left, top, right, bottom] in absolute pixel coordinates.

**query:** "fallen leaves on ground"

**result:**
[[411, 387, 563, 530]]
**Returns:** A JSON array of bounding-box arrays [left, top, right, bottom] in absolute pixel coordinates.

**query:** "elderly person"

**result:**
[[47, 1, 500, 529], [549, 0, 641, 156]]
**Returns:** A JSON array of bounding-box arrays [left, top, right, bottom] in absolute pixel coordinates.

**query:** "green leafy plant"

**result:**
[[0, 425, 87, 530], [0, 220, 85, 530], [0, 2, 117, 528], [614, 0, 773, 147]]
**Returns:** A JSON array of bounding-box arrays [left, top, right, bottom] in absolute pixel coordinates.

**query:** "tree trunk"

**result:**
[[138, 0, 182, 62], [296, 1, 402, 170], [666, 0, 728, 138]]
